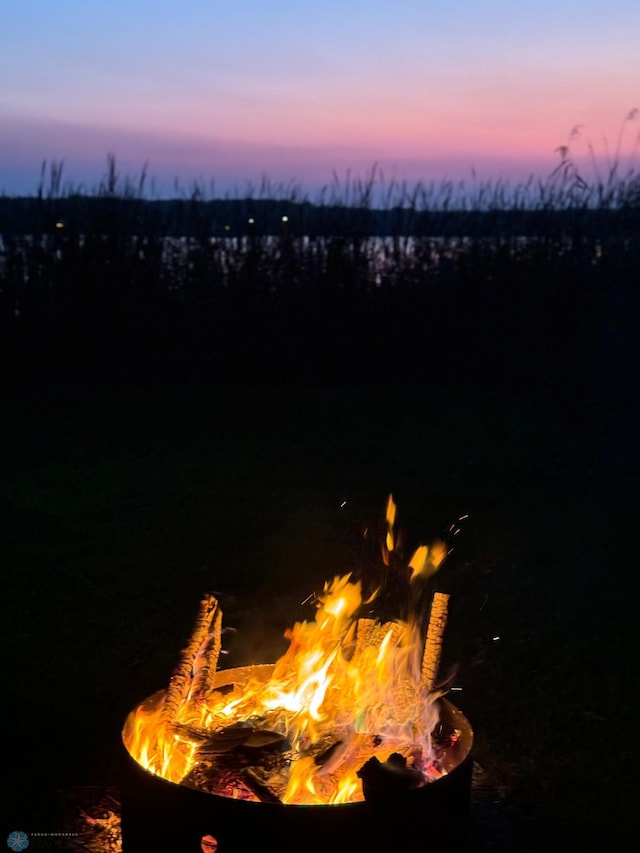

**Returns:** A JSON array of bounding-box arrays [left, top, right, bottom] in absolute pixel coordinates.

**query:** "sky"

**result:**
[[1, 0, 638, 199]]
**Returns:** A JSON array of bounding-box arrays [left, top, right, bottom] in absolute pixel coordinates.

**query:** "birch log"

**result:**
[[421, 592, 450, 693]]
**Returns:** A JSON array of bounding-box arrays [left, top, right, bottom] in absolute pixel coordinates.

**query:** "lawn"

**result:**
[[2, 368, 635, 850]]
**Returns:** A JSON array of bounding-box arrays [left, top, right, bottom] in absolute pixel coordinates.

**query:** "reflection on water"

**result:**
[[1, 232, 599, 293]]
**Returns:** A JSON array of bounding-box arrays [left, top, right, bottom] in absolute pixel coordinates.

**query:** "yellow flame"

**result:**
[[123, 566, 442, 804], [385, 493, 396, 553], [408, 539, 447, 581]]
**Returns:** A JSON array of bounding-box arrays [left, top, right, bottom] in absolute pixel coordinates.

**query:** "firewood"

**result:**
[[242, 768, 284, 803], [162, 593, 220, 723], [188, 603, 223, 702], [357, 753, 425, 804], [352, 617, 376, 660], [421, 592, 450, 694], [353, 618, 403, 663]]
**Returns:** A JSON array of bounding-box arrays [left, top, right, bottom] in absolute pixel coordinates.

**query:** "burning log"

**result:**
[[351, 617, 376, 659], [125, 496, 463, 809], [314, 739, 347, 770], [120, 496, 477, 853], [242, 768, 284, 804], [161, 593, 222, 723], [421, 591, 450, 694], [189, 604, 223, 703], [352, 617, 405, 661], [357, 752, 425, 802]]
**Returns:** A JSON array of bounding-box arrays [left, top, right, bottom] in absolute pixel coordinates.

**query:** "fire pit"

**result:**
[[120, 498, 474, 852]]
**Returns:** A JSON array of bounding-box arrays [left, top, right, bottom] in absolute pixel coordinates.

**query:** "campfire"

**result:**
[[122, 496, 470, 813]]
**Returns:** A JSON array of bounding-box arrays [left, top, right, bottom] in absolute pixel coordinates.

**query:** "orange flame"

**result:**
[[384, 493, 397, 554], [123, 499, 449, 805], [408, 539, 447, 581]]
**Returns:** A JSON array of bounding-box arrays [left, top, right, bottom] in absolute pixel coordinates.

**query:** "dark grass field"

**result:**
[[2, 361, 636, 850], [1, 202, 638, 850]]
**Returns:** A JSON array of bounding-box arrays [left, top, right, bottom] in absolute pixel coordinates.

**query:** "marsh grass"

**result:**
[[1, 128, 638, 394]]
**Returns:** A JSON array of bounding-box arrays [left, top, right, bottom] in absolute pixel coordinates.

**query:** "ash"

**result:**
[[57, 787, 122, 853]]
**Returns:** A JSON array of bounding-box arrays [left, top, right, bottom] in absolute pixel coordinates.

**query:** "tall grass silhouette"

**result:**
[[0, 111, 637, 389]]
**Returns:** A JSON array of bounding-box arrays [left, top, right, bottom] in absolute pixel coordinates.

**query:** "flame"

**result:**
[[384, 493, 397, 555], [123, 498, 450, 805], [408, 539, 447, 581]]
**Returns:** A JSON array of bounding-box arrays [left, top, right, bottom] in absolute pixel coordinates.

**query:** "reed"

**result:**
[[0, 113, 638, 391]]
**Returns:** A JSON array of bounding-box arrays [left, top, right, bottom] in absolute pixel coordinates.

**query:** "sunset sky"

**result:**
[[1, 0, 638, 199]]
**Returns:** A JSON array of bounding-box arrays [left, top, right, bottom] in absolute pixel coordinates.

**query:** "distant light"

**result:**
[[55, 221, 64, 229], [248, 218, 255, 224], [450, 686, 463, 692], [492, 636, 501, 642], [224, 225, 231, 231], [281, 215, 289, 222]]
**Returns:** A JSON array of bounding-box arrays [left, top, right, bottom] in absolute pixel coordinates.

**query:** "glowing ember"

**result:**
[[122, 496, 456, 806]]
